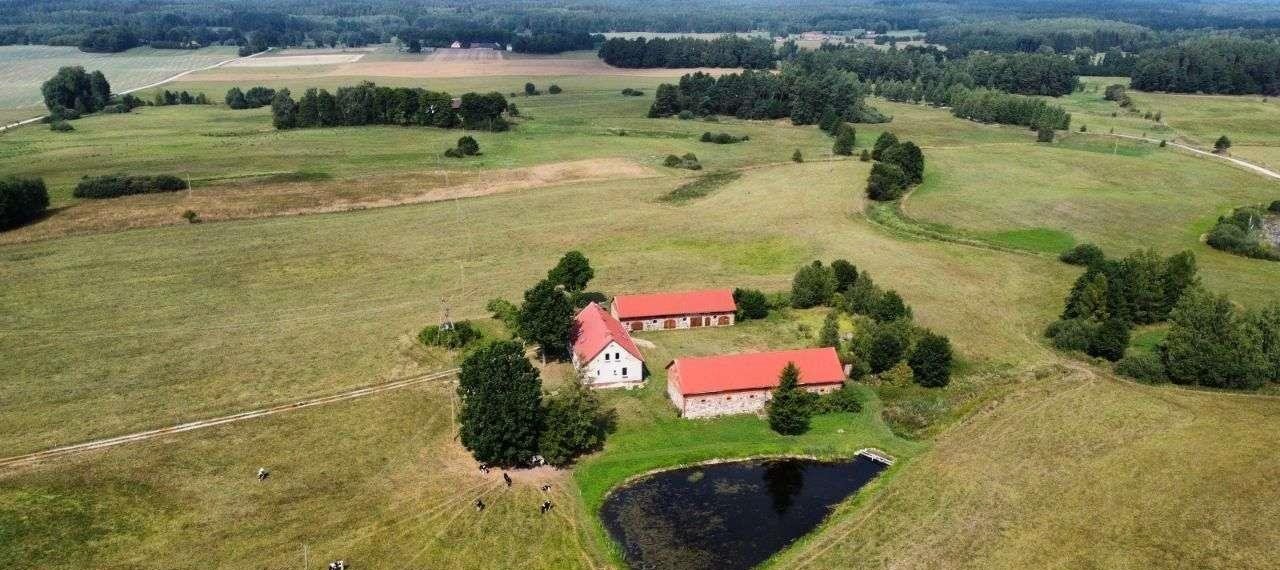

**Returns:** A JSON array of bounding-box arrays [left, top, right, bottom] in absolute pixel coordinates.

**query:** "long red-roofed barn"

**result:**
[[572, 302, 644, 388], [666, 347, 845, 418], [610, 288, 736, 332]]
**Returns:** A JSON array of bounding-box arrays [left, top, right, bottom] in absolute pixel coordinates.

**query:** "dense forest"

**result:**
[[647, 67, 885, 125], [269, 82, 510, 132], [5, 0, 1280, 56], [1131, 36, 1280, 95], [598, 36, 776, 69]]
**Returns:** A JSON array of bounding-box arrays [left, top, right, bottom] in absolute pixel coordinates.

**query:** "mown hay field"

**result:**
[[0, 45, 239, 110]]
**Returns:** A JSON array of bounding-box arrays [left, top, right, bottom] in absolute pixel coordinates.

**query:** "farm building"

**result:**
[[610, 289, 736, 332], [666, 347, 844, 418], [572, 302, 645, 388]]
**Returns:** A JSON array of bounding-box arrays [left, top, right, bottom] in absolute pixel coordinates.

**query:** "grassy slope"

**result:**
[[775, 369, 1280, 569]]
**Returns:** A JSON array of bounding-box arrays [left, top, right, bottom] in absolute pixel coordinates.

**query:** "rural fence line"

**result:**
[[0, 367, 459, 470]]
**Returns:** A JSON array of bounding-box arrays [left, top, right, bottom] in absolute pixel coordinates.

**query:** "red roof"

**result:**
[[573, 302, 643, 363], [611, 289, 736, 320], [667, 347, 844, 396]]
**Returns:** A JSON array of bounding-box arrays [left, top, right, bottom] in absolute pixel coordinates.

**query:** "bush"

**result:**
[[677, 110, 695, 120], [1087, 319, 1130, 361], [73, 174, 187, 199], [548, 84, 562, 94], [524, 82, 539, 96], [444, 148, 463, 158], [49, 120, 74, 132], [859, 149, 871, 162], [621, 88, 644, 96], [419, 320, 482, 349], [663, 154, 682, 167], [181, 210, 201, 224], [700, 132, 748, 144], [446, 136, 481, 158], [813, 383, 863, 414], [733, 288, 770, 320], [1036, 128, 1055, 142], [1059, 243, 1105, 266], [507, 102, 520, 117], [1115, 352, 1167, 383], [0, 176, 50, 230], [1269, 200, 1280, 213], [1045, 318, 1097, 352], [832, 123, 856, 156], [870, 290, 911, 322], [792, 149, 803, 163]]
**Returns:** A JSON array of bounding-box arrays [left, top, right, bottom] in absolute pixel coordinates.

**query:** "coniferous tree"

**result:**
[[871, 131, 899, 161], [832, 123, 856, 156], [767, 363, 815, 435], [270, 88, 297, 129], [819, 311, 841, 348], [868, 328, 906, 374], [831, 259, 858, 293], [791, 261, 837, 308], [648, 84, 680, 118], [733, 288, 770, 320], [457, 340, 543, 466], [225, 87, 247, 109], [866, 162, 908, 201]]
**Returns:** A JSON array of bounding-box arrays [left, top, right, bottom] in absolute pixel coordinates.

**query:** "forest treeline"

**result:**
[[7, 0, 1280, 57], [647, 68, 886, 125], [1131, 36, 1280, 95], [598, 36, 776, 69]]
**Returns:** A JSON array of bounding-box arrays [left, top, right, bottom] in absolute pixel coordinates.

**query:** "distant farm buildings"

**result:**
[[572, 302, 644, 388], [666, 348, 844, 418], [610, 289, 736, 332]]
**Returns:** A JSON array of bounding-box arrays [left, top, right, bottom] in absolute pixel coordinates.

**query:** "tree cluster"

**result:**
[[0, 177, 50, 231], [700, 131, 749, 144], [787, 259, 952, 387], [483, 251, 604, 362], [78, 26, 141, 53], [444, 136, 482, 158], [73, 174, 188, 199], [41, 67, 112, 118], [599, 36, 776, 69], [418, 320, 482, 349], [1206, 205, 1280, 261], [864, 132, 924, 201], [152, 90, 209, 106], [225, 87, 277, 110], [270, 83, 509, 132], [648, 67, 883, 126]]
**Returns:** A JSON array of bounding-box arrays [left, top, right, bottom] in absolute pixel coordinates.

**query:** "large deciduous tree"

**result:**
[[547, 251, 594, 292], [457, 341, 543, 466], [908, 330, 953, 387], [518, 279, 574, 361]]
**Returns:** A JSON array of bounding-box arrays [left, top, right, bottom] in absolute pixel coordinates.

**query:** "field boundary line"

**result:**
[[0, 366, 457, 470], [0, 48, 272, 133]]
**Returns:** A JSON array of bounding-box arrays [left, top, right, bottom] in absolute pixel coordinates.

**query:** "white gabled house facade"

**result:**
[[572, 302, 646, 389], [576, 340, 644, 386]]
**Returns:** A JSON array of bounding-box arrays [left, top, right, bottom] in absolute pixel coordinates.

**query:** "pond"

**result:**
[[600, 455, 888, 570]]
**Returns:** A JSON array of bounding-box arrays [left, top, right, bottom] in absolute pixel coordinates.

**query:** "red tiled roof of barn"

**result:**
[[611, 289, 736, 320], [666, 347, 844, 396]]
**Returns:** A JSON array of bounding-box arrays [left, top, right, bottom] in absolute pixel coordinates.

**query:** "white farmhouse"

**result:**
[[572, 302, 645, 388]]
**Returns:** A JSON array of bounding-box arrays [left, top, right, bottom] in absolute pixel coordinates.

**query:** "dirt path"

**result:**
[[1112, 132, 1280, 181], [0, 48, 273, 133], [0, 367, 458, 471]]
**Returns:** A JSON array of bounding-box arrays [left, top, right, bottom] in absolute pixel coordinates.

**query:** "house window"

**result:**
[[604, 353, 610, 361], [615, 352, 620, 360], [622, 367, 628, 376]]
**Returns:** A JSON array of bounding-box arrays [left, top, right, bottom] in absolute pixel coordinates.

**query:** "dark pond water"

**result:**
[[600, 456, 887, 570]]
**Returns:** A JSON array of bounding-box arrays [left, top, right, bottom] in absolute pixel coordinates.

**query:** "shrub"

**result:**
[[1214, 135, 1232, 153], [444, 147, 464, 158], [870, 290, 911, 322], [1269, 200, 1280, 214], [908, 331, 953, 387], [419, 320, 482, 349], [548, 84, 562, 94], [457, 136, 481, 156], [733, 288, 770, 320], [0, 176, 50, 230], [813, 383, 862, 414], [663, 154, 682, 167], [1059, 243, 1105, 267], [1036, 128, 1055, 142], [859, 149, 871, 162], [1045, 318, 1097, 352], [620, 88, 644, 96], [1115, 352, 1167, 383], [832, 123, 856, 156], [181, 210, 201, 224], [1087, 319, 1131, 361], [524, 82, 539, 96], [663, 153, 702, 170], [792, 149, 803, 163], [49, 120, 74, 132], [677, 110, 695, 120], [507, 102, 520, 117], [73, 174, 187, 199]]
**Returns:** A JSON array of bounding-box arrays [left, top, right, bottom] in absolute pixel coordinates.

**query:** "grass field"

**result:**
[[3, 61, 1280, 570], [0, 46, 239, 110]]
